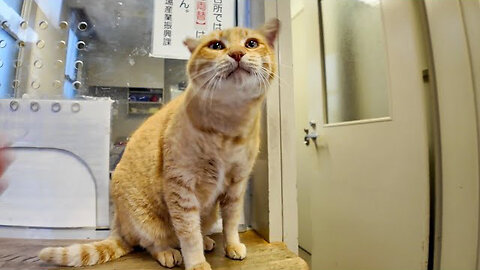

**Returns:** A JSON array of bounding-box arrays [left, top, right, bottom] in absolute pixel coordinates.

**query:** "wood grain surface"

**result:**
[[0, 230, 308, 270]]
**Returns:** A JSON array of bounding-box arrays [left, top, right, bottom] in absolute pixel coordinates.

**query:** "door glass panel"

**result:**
[[320, 0, 390, 123]]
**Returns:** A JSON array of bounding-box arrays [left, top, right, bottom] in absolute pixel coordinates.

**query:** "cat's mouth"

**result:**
[[226, 66, 251, 78]]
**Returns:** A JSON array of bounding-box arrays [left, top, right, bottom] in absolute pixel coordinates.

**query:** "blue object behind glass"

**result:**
[[64, 28, 78, 99]]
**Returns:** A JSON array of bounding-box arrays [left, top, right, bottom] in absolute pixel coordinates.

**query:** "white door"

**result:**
[[293, 0, 431, 269]]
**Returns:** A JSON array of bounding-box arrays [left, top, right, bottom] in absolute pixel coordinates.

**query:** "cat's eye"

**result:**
[[245, 39, 259, 49], [208, 41, 226, 50]]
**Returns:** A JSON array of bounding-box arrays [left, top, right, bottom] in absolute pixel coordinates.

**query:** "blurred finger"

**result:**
[[0, 149, 13, 178], [0, 180, 8, 195], [0, 139, 12, 149]]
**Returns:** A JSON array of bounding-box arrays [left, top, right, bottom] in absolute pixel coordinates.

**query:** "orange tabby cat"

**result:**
[[39, 19, 279, 270]]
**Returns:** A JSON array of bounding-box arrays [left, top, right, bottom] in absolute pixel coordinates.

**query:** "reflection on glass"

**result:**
[[0, 0, 265, 232], [321, 0, 390, 123], [0, 0, 264, 166], [0, 0, 192, 146]]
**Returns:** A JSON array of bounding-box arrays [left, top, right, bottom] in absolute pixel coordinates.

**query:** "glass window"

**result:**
[[0, 0, 258, 168], [0, 0, 23, 98], [0, 0, 192, 161], [0, 0, 266, 230], [320, 0, 390, 123]]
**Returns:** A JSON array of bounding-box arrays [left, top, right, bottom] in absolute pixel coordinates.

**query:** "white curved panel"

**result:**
[[0, 99, 112, 228], [0, 148, 96, 228]]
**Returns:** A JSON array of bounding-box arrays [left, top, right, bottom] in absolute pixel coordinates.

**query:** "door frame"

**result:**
[[274, 0, 298, 253], [424, 1, 480, 269], [250, 0, 298, 253]]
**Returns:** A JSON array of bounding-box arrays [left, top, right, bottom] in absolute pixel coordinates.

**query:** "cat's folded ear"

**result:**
[[258, 18, 280, 47], [184, 38, 200, 53]]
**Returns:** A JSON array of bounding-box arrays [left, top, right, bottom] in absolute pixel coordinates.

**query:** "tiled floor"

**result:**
[[0, 230, 308, 270]]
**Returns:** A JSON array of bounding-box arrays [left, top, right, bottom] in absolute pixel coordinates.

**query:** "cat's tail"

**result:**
[[38, 235, 132, 267]]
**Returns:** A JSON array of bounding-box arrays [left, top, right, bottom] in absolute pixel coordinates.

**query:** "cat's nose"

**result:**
[[229, 51, 245, 62]]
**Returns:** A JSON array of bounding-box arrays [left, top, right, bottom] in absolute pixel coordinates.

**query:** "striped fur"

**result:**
[[37, 19, 279, 270], [38, 236, 131, 267]]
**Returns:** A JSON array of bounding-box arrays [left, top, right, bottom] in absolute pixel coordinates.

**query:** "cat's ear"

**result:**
[[258, 18, 280, 47], [183, 38, 200, 53]]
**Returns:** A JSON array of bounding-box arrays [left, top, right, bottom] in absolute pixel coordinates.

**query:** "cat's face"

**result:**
[[184, 19, 280, 101]]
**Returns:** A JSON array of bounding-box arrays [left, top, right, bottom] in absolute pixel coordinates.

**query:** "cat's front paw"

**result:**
[[203, 236, 216, 252], [187, 261, 212, 270], [153, 248, 183, 268], [225, 242, 247, 260]]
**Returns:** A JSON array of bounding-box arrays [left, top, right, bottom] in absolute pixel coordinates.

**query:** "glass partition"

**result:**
[[0, 0, 267, 230], [0, 0, 196, 167]]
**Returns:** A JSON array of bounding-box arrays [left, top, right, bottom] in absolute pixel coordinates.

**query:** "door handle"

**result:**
[[304, 121, 318, 146], [304, 128, 318, 146]]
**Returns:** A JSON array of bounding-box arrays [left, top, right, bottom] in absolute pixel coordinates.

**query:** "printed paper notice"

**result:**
[[152, 0, 236, 60]]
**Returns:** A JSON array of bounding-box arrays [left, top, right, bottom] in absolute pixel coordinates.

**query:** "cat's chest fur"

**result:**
[[163, 96, 259, 212], [194, 137, 250, 209]]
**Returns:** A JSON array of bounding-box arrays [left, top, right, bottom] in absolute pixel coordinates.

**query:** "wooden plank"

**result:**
[[0, 231, 308, 270]]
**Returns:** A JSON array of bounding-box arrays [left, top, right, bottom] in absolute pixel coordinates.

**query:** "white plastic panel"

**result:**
[[0, 98, 112, 228], [0, 148, 96, 228]]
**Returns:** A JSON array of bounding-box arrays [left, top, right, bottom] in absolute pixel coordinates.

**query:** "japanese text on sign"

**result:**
[[152, 0, 235, 59]]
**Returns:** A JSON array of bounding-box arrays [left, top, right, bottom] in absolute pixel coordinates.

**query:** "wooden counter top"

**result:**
[[0, 230, 308, 270]]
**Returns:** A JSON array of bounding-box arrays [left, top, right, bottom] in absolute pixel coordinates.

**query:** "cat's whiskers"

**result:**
[[208, 75, 220, 110], [243, 60, 271, 91], [255, 70, 269, 92], [199, 73, 220, 114], [190, 65, 218, 81], [204, 74, 220, 111], [183, 68, 219, 112], [258, 66, 292, 90], [189, 59, 234, 113]]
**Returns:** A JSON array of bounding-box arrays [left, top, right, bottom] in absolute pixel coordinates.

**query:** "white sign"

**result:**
[[152, 0, 236, 60]]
